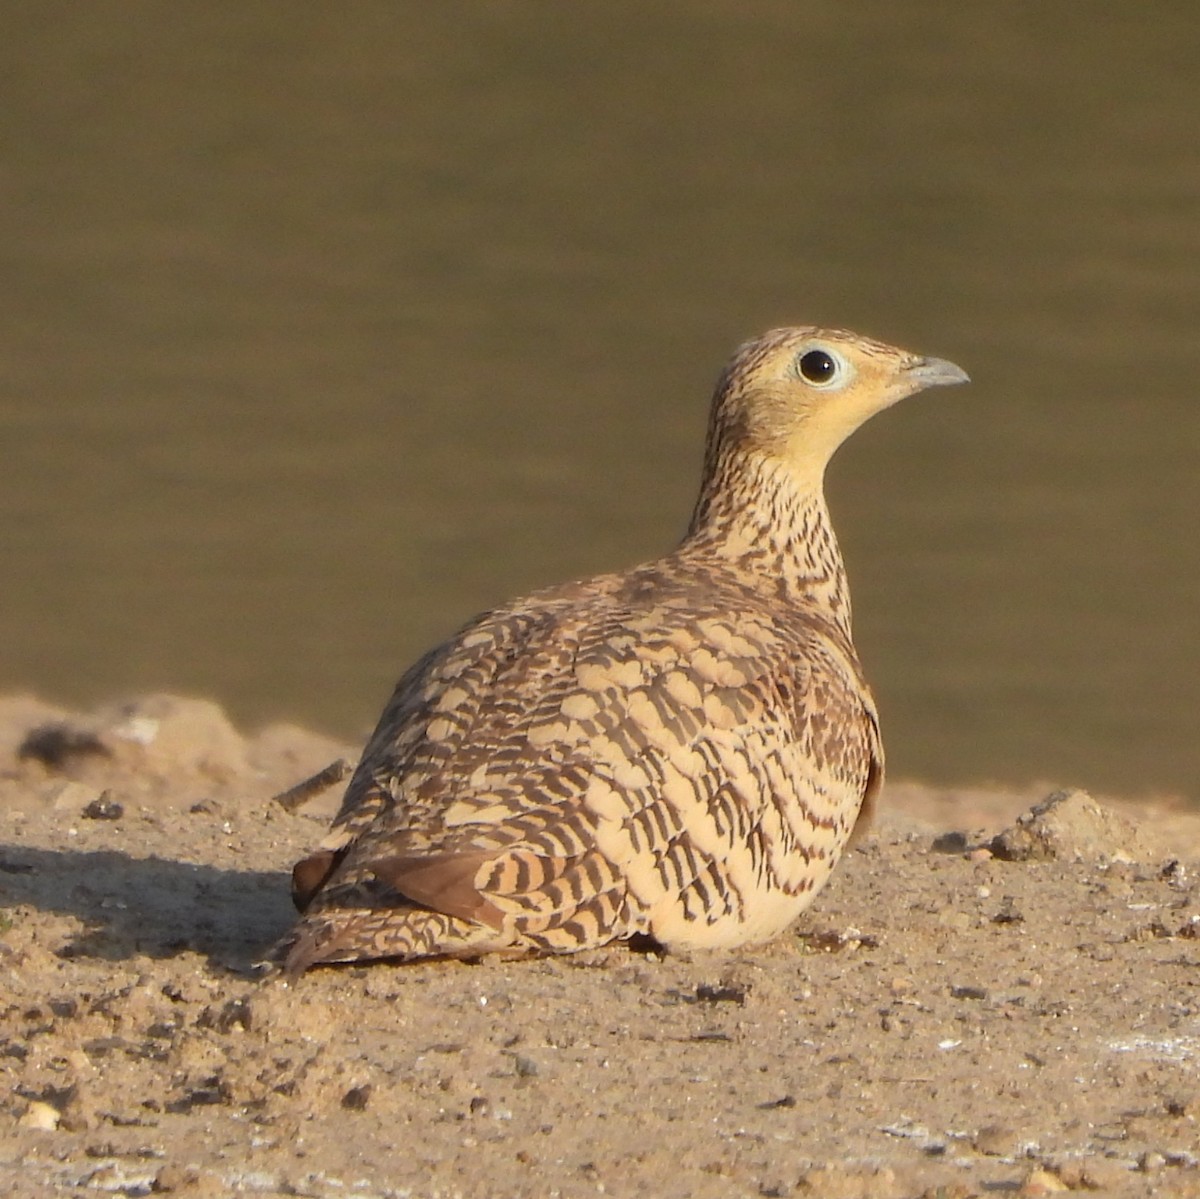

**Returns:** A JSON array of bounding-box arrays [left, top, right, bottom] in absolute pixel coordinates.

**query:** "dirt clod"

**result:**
[[989, 788, 1155, 863]]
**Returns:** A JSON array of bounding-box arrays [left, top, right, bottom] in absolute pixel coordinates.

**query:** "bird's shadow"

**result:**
[[0, 843, 293, 971]]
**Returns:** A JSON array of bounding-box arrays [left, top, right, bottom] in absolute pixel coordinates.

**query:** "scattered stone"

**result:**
[[341, 1083, 372, 1111], [930, 831, 969, 854], [198, 997, 252, 1033], [18, 1099, 61, 1130], [799, 927, 880, 952], [1159, 859, 1189, 887], [992, 896, 1024, 924], [950, 984, 988, 1001], [695, 981, 749, 1005], [1165, 1093, 1200, 1119], [512, 1054, 540, 1078], [167, 1074, 232, 1113], [82, 793, 124, 821], [989, 789, 1153, 864]]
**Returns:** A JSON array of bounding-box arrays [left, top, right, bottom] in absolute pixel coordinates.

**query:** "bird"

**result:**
[[274, 326, 968, 977]]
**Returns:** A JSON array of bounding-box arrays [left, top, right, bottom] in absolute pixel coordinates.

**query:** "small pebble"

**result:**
[[992, 897, 1024, 924], [930, 831, 968, 853], [513, 1054, 540, 1078], [340, 1084, 372, 1111], [950, 984, 988, 1001], [1165, 1092, 1200, 1118], [19, 1100, 61, 1130], [82, 794, 124, 821]]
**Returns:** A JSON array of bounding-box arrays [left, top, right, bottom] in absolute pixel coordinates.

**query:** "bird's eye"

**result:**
[[798, 348, 840, 385]]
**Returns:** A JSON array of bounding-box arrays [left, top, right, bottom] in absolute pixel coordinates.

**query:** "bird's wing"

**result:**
[[314, 577, 613, 852], [294, 567, 881, 950]]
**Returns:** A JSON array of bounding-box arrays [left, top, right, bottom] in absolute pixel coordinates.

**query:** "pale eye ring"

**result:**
[[798, 348, 839, 385]]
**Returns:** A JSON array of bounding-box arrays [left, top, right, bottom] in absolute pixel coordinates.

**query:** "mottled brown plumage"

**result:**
[[274, 327, 967, 976]]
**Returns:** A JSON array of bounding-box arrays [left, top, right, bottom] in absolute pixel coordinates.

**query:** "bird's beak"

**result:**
[[903, 356, 970, 389]]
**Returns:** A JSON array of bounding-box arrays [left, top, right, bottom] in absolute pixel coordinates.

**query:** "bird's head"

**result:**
[[709, 326, 969, 484]]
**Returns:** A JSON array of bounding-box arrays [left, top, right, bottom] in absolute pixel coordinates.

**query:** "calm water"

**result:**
[[3, 4, 1199, 799]]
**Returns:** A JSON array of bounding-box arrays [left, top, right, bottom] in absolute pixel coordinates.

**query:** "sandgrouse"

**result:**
[[276, 327, 967, 976]]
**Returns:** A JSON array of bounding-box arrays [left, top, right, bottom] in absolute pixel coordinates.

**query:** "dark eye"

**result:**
[[799, 349, 837, 384]]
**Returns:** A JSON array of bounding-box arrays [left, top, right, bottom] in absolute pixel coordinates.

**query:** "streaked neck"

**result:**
[[679, 449, 853, 638]]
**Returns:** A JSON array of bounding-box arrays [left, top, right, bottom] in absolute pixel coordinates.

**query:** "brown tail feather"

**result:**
[[270, 906, 514, 979]]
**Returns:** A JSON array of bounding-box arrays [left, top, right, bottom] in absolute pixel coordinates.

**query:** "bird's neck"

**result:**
[[678, 448, 854, 639]]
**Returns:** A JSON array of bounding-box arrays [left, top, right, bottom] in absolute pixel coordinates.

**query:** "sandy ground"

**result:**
[[3, 693, 1200, 1198]]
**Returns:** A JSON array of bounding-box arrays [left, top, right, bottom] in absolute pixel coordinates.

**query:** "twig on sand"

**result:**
[[272, 758, 352, 813]]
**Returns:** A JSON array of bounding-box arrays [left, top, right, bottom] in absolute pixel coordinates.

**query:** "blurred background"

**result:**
[[2, 3, 1198, 799]]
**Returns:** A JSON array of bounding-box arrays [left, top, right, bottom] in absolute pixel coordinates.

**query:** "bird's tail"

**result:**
[[266, 906, 512, 981]]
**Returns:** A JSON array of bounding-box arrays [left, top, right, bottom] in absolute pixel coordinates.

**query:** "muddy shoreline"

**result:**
[[3, 693, 1200, 1197]]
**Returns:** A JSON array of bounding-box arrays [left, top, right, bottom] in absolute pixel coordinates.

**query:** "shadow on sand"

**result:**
[[0, 843, 294, 970]]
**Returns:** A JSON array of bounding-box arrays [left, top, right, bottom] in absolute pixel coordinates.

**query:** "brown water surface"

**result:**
[[2, 4, 1198, 798]]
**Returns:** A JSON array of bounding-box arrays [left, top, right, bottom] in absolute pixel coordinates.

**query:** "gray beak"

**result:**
[[904, 355, 970, 389]]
